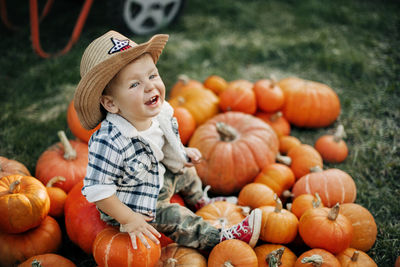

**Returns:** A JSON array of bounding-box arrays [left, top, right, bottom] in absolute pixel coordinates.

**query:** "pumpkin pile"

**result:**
[[0, 73, 382, 267]]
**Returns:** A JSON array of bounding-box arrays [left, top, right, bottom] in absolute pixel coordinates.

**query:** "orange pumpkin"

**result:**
[[336, 248, 377, 267], [208, 239, 258, 267], [67, 100, 100, 143], [0, 216, 62, 267], [253, 79, 285, 113], [238, 183, 275, 209], [35, 131, 88, 193], [254, 163, 295, 197], [395, 256, 400, 267], [299, 204, 353, 254], [168, 75, 204, 99], [219, 80, 257, 114], [315, 124, 348, 163], [18, 253, 76, 267], [295, 249, 340, 267], [203, 75, 228, 95], [46, 176, 68, 217], [254, 244, 297, 267], [0, 174, 50, 233], [0, 156, 31, 178], [259, 195, 299, 244], [255, 111, 291, 137], [279, 135, 302, 155], [292, 167, 357, 207], [156, 243, 207, 267], [291, 193, 324, 219], [278, 77, 341, 128], [287, 144, 323, 179], [169, 86, 219, 126], [189, 112, 279, 194], [173, 106, 196, 145], [339, 203, 377, 251], [93, 227, 161, 267], [195, 201, 246, 229]]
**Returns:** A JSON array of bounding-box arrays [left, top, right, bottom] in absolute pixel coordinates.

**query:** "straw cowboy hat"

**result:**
[[74, 30, 169, 130]]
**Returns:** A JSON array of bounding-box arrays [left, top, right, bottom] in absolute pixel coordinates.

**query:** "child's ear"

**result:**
[[100, 95, 119, 114]]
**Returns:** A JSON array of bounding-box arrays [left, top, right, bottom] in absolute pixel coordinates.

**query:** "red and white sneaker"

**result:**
[[220, 208, 262, 248], [195, 185, 238, 210]]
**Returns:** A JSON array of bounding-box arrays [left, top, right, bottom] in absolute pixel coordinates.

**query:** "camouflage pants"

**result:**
[[150, 167, 221, 250]]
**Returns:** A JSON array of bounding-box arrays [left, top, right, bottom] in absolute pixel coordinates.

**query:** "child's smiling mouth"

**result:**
[[145, 95, 159, 105]]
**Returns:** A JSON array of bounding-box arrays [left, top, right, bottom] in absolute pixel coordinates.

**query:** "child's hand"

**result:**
[[120, 212, 161, 250], [184, 147, 202, 166]]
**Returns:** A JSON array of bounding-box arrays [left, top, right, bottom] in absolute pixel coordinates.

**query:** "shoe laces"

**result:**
[[220, 220, 249, 240]]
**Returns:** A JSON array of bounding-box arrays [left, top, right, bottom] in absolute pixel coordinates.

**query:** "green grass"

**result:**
[[1, 0, 399, 266]]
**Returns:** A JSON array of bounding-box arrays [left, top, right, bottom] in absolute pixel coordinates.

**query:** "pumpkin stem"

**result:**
[[310, 166, 323, 173], [46, 176, 66, 187], [269, 111, 283, 122], [240, 206, 251, 217], [165, 258, 178, 267], [351, 251, 360, 262], [216, 122, 238, 142], [276, 153, 292, 166], [328, 203, 340, 221], [177, 74, 190, 85], [286, 203, 292, 212], [176, 96, 186, 105], [273, 194, 282, 213], [333, 124, 346, 142], [31, 259, 43, 267], [312, 193, 322, 208], [266, 247, 285, 267], [301, 255, 323, 267], [282, 190, 294, 198], [57, 131, 77, 160], [8, 179, 21, 194]]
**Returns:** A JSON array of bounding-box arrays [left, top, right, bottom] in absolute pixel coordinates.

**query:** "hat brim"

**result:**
[[74, 34, 169, 130]]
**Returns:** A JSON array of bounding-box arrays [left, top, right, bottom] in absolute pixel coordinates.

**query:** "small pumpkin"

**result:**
[[287, 144, 323, 180], [18, 253, 76, 267], [259, 195, 299, 244], [173, 106, 196, 145], [195, 201, 246, 229], [291, 193, 324, 219], [203, 75, 228, 95], [219, 79, 257, 114], [46, 176, 68, 218], [35, 131, 89, 193], [0, 174, 50, 233], [255, 111, 291, 137], [0, 156, 31, 178], [168, 74, 204, 99], [295, 249, 340, 267], [279, 135, 302, 155], [238, 183, 275, 209], [336, 248, 377, 267], [208, 239, 258, 267], [67, 100, 100, 143], [253, 79, 285, 113], [156, 243, 207, 267], [315, 124, 348, 163], [299, 204, 353, 254], [0, 216, 62, 267], [189, 112, 279, 195], [292, 167, 357, 207], [254, 163, 295, 197], [254, 244, 297, 267], [278, 77, 341, 128], [93, 227, 161, 267], [339, 203, 377, 251]]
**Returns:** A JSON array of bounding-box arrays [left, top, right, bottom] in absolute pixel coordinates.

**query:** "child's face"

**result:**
[[101, 53, 166, 130]]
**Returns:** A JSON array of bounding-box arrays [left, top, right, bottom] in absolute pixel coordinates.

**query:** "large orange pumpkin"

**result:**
[[0, 174, 50, 233], [189, 112, 279, 194], [156, 243, 207, 267], [315, 124, 348, 163], [254, 244, 297, 267], [299, 204, 353, 254], [18, 253, 76, 267], [208, 239, 258, 267], [219, 79, 257, 114], [67, 100, 100, 143], [93, 227, 161, 267], [0, 216, 62, 267], [278, 77, 341, 128], [336, 248, 377, 267], [253, 79, 285, 113], [195, 201, 246, 228], [0, 156, 31, 178], [254, 163, 295, 197], [35, 131, 88, 193], [238, 183, 275, 209], [292, 167, 357, 207], [295, 249, 340, 267], [287, 144, 323, 180], [168, 75, 204, 99]]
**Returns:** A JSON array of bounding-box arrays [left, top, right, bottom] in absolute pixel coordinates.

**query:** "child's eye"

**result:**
[[149, 74, 157, 79], [130, 82, 139, 88]]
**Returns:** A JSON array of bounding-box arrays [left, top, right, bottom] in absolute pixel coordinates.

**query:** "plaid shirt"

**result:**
[[82, 102, 187, 222]]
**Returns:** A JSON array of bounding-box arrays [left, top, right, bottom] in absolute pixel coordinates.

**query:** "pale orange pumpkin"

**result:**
[[279, 135, 302, 155], [278, 77, 341, 128], [295, 249, 340, 267], [254, 163, 295, 197], [67, 100, 100, 143], [339, 203, 377, 251], [208, 239, 258, 267], [93, 227, 161, 267], [255, 111, 291, 137], [287, 144, 323, 179], [292, 167, 357, 207], [195, 201, 246, 229], [156, 243, 207, 267], [238, 183, 275, 209], [299, 204, 353, 254], [189, 112, 279, 194], [0, 156, 31, 178], [291, 193, 324, 219], [173, 106, 196, 145], [253, 79, 285, 113], [219, 79, 257, 114], [254, 244, 297, 267], [168, 74, 204, 99], [204, 75, 228, 95], [0, 174, 50, 233], [259, 195, 299, 244], [315, 124, 348, 163], [336, 248, 377, 267], [18, 253, 76, 267], [46, 176, 68, 218]]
